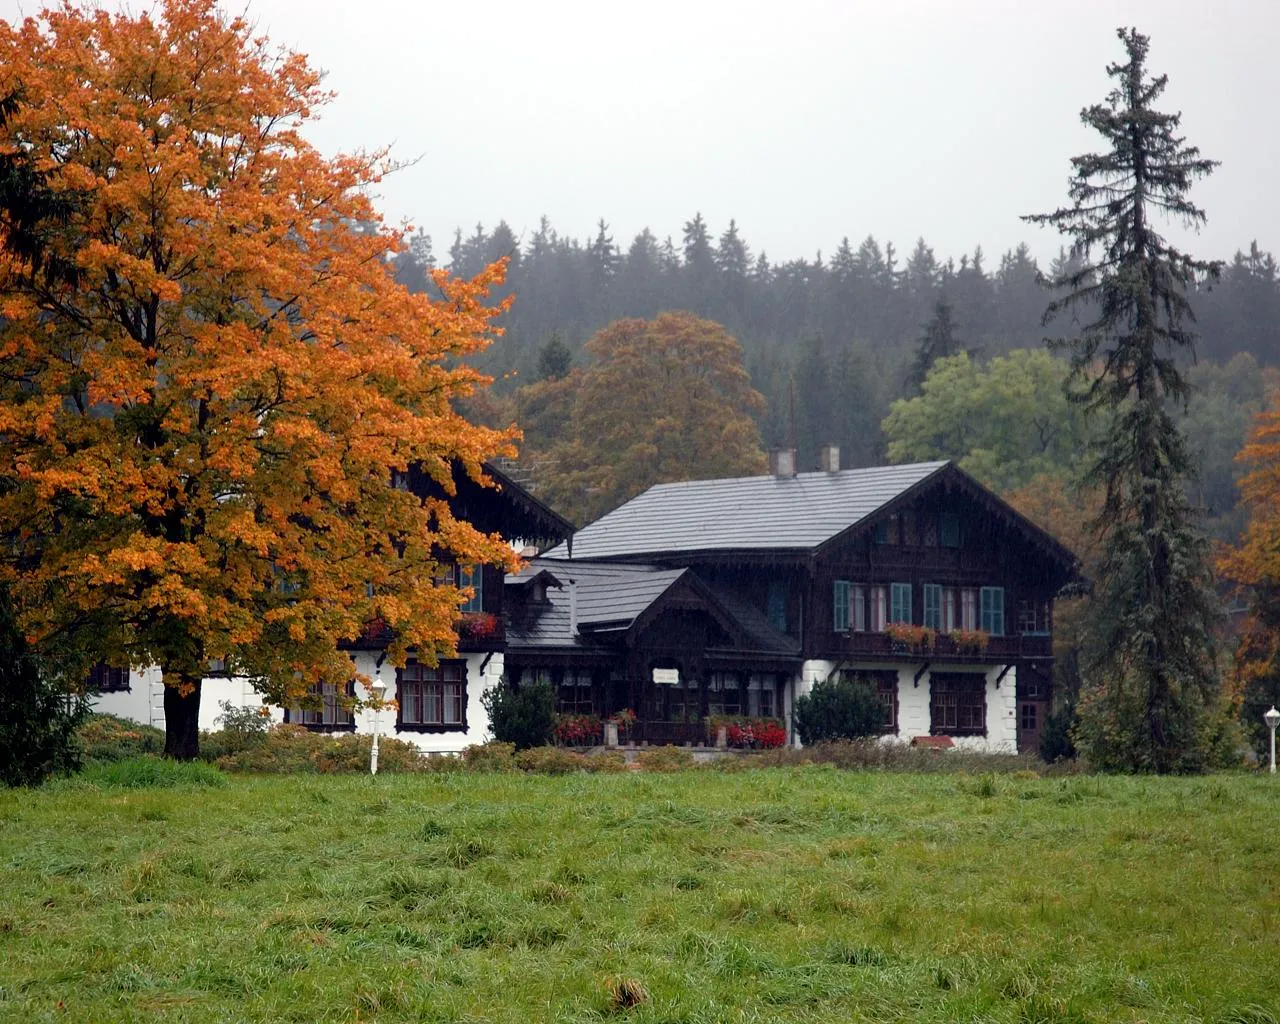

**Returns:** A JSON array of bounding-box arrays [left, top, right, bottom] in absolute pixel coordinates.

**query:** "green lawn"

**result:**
[[1, 767, 1278, 1023]]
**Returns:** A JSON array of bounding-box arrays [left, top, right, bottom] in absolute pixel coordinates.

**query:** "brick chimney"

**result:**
[[769, 447, 797, 478], [819, 444, 840, 473]]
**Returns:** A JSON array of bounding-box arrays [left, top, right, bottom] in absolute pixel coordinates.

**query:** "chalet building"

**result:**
[[508, 449, 1078, 754], [95, 450, 1077, 756]]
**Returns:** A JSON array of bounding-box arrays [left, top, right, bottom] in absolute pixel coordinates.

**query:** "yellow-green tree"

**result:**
[[0, 0, 517, 757]]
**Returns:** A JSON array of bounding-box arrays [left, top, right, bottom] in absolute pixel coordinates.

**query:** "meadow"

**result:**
[[1, 765, 1277, 1023]]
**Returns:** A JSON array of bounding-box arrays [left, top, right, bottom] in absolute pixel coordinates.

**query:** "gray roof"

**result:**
[[546, 461, 950, 560]]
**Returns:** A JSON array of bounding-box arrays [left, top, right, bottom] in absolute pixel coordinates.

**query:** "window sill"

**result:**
[[396, 722, 468, 734], [298, 723, 356, 733], [930, 729, 987, 738]]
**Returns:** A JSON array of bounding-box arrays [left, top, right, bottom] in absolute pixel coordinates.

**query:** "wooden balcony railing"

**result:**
[[846, 631, 1052, 663]]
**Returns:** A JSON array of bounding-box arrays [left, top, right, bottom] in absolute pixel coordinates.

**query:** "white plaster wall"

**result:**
[[89, 668, 279, 732], [349, 650, 502, 755]]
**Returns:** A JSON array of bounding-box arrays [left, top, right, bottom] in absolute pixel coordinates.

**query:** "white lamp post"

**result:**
[[1265, 706, 1280, 775], [370, 669, 386, 777]]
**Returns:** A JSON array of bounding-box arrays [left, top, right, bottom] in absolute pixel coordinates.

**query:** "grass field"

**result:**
[[2, 766, 1278, 1023]]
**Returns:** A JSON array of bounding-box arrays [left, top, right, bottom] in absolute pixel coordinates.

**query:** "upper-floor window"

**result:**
[[873, 516, 899, 545], [923, 584, 942, 630], [980, 587, 1005, 636], [869, 585, 887, 632], [87, 663, 130, 693], [889, 582, 912, 625], [961, 588, 978, 631], [833, 581, 868, 632], [939, 513, 961, 548], [1018, 599, 1050, 635], [399, 661, 466, 730]]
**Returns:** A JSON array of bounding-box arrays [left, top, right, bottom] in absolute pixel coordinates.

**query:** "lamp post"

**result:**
[[1265, 706, 1280, 775], [370, 669, 386, 777]]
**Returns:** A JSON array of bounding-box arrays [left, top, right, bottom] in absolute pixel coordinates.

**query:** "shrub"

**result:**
[[77, 713, 165, 765], [635, 745, 694, 772], [585, 751, 628, 773], [481, 679, 555, 750], [793, 675, 883, 744], [81, 756, 226, 788], [213, 724, 426, 774], [749, 738, 1046, 774], [460, 740, 517, 772], [516, 746, 589, 774], [0, 589, 87, 786], [1039, 701, 1078, 763]]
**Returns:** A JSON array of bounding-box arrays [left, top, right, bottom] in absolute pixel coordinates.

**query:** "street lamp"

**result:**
[[370, 668, 387, 777], [1265, 706, 1280, 775]]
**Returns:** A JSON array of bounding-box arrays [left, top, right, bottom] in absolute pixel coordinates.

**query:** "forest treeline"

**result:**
[[396, 217, 1280, 479]]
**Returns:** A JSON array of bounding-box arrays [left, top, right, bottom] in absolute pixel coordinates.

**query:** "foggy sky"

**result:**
[[6, 0, 1279, 267]]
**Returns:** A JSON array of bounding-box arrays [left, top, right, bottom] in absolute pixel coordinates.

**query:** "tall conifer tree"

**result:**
[[1024, 28, 1228, 772]]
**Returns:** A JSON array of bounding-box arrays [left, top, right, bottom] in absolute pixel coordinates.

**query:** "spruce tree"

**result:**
[[1024, 28, 1229, 773], [909, 300, 964, 390]]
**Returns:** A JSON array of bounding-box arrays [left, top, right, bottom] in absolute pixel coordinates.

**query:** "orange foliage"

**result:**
[[0, 1, 518, 711]]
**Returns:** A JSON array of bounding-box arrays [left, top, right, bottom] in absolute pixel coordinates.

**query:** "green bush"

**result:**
[[585, 751, 628, 773], [213, 724, 426, 774], [77, 713, 165, 765], [635, 745, 695, 772], [0, 589, 87, 786], [481, 679, 555, 750], [81, 756, 226, 788], [1039, 701, 1078, 763], [199, 700, 271, 759], [749, 739, 1057, 774], [460, 740, 517, 772], [515, 745, 590, 774], [793, 674, 883, 744]]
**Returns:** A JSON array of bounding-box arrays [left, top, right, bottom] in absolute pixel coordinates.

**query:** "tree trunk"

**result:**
[[162, 674, 202, 760]]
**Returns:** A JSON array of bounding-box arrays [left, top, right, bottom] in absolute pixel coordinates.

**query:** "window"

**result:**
[[87, 663, 130, 693], [980, 587, 1005, 635], [748, 674, 777, 717], [557, 668, 595, 714], [290, 681, 354, 730], [832, 578, 867, 632], [930, 673, 986, 735], [870, 585, 888, 632], [1018, 599, 1050, 635], [1020, 703, 1038, 732], [399, 661, 466, 730], [833, 580, 850, 632], [709, 672, 742, 716], [961, 588, 978, 631], [901, 509, 917, 546], [873, 517, 899, 545], [767, 581, 787, 633], [939, 513, 961, 548], [942, 588, 958, 633], [889, 583, 911, 625], [923, 584, 942, 631]]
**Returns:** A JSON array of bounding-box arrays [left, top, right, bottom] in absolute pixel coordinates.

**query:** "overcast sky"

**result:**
[[6, 0, 1279, 267]]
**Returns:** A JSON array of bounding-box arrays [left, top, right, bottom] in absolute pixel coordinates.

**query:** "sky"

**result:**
[[5, 0, 1279, 268]]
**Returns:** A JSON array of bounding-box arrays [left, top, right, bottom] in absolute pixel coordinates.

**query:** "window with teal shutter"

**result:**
[[889, 582, 911, 624], [833, 580, 851, 631], [980, 586, 1004, 635], [459, 565, 483, 613], [923, 584, 942, 630]]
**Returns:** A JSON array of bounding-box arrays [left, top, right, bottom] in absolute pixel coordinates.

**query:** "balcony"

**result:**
[[845, 631, 1052, 664]]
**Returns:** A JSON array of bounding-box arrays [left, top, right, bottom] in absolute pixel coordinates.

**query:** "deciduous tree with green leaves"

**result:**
[[1024, 28, 1231, 773]]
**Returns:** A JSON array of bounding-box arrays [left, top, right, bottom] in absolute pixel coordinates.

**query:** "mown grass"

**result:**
[[1, 768, 1277, 1023]]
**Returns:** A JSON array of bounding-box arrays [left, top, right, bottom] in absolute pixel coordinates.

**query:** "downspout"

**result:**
[[568, 579, 577, 638]]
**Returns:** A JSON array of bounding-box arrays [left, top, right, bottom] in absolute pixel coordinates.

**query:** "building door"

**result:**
[[1017, 699, 1046, 754]]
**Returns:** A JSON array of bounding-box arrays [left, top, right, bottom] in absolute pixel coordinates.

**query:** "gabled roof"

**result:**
[[504, 558, 798, 655], [546, 461, 949, 559]]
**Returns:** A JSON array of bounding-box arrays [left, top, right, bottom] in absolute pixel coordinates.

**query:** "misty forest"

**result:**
[[394, 216, 1278, 538]]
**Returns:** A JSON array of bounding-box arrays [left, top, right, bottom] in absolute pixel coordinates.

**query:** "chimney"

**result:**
[[819, 444, 840, 473], [769, 447, 797, 479]]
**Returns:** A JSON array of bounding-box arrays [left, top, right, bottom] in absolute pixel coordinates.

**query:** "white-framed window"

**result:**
[[747, 674, 777, 717], [942, 588, 958, 632], [961, 588, 978, 631], [870, 585, 888, 632]]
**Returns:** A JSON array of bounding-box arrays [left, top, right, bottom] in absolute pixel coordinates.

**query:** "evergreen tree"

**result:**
[[909, 300, 965, 390], [1024, 28, 1230, 773], [536, 332, 573, 381]]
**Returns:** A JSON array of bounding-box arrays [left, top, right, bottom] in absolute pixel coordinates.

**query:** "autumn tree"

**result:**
[[1024, 28, 1230, 772], [533, 312, 767, 524], [0, 0, 517, 758], [1219, 392, 1280, 755]]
